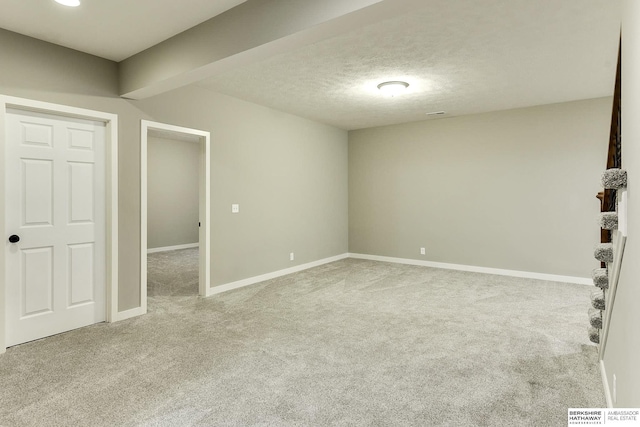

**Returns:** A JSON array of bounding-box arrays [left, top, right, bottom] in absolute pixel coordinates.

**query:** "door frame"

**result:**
[[0, 95, 119, 354], [140, 120, 210, 308]]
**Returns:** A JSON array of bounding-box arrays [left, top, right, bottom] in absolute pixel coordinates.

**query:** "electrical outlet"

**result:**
[[231, 204, 239, 213], [290, 252, 294, 261], [613, 374, 617, 403], [420, 247, 426, 255]]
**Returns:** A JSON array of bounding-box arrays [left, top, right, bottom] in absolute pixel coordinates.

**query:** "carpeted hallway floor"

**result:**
[[0, 248, 604, 426]]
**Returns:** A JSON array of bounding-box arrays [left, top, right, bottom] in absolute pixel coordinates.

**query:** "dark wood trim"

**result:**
[[606, 39, 622, 172], [598, 36, 621, 258]]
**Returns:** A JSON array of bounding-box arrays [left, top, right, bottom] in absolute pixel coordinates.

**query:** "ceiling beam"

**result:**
[[118, 0, 427, 99]]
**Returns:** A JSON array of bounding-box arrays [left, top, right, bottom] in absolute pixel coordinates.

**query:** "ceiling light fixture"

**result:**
[[54, 0, 81, 7], [377, 81, 409, 97]]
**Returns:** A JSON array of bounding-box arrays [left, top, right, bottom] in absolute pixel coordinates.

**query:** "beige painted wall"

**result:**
[[0, 29, 348, 310], [147, 136, 200, 249], [602, 0, 640, 406], [135, 86, 349, 286], [349, 99, 610, 277]]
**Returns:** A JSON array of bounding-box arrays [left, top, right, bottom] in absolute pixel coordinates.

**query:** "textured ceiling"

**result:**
[[0, 0, 246, 61], [197, 0, 621, 130], [0, 0, 621, 130]]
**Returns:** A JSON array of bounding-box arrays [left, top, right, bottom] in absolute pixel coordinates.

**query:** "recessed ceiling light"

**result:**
[[377, 81, 409, 97], [55, 0, 81, 7]]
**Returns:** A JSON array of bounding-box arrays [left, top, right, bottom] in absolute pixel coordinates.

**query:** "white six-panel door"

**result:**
[[5, 109, 105, 347]]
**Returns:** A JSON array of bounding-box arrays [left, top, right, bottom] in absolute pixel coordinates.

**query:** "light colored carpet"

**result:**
[[0, 249, 604, 426], [147, 247, 199, 297]]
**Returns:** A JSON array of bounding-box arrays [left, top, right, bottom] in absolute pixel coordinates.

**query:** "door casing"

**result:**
[[140, 120, 211, 310], [0, 95, 119, 354]]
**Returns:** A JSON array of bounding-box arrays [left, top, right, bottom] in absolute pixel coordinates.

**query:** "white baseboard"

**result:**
[[207, 253, 350, 297], [147, 243, 199, 254], [112, 306, 146, 322], [207, 252, 590, 298], [348, 253, 591, 285], [600, 360, 613, 408]]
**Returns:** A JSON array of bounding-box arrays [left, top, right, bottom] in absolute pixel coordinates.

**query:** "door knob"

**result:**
[[8, 235, 20, 243]]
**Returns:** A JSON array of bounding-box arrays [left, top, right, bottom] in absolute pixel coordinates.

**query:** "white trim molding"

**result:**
[[600, 360, 614, 408], [0, 95, 119, 354], [206, 252, 590, 299], [618, 189, 628, 237], [599, 233, 627, 360], [348, 253, 592, 285], [147, 243, 199, 254], [207, 254, 349, 297]]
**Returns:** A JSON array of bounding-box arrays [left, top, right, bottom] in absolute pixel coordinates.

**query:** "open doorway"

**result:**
[[140, 121, 210, 312]]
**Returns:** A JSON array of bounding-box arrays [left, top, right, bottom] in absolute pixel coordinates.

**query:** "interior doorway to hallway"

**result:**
[[140, 120, 210, 312]]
